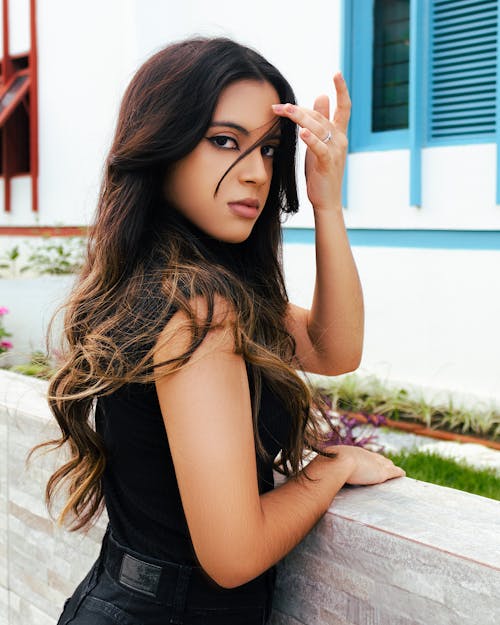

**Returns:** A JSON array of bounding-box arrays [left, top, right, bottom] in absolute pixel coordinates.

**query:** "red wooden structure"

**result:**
[[0, 0, 38, 213]]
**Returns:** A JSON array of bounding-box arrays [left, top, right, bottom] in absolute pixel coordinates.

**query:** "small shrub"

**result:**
[[318, 374, 500, 441], [317, 395, 387, 452], [9, 351, 55, 379], [0, 245, 20, 277]]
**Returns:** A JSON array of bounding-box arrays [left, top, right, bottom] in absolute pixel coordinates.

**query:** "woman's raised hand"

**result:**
[[325, 445, 406, 485], [272, 72, 350, 213]]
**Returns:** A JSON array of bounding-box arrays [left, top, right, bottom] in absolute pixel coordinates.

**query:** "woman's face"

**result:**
[[163, 79, 281, 243]]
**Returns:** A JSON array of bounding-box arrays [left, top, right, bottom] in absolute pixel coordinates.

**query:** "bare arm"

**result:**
[[276, 74, 363, 375], [154, 304, 403, 589], [286, 208, 363, 375]]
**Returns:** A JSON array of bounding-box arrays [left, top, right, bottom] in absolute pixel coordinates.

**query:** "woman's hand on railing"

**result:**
[[325, 445, 406, 485]]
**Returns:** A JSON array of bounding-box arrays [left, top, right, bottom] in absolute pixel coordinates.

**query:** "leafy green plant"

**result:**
[[383, 449, 500, 501], [318, 373, 500, 441], [0, 245, 21, 277], [9, 350, 55, 379], [20, 237, 85, 275]]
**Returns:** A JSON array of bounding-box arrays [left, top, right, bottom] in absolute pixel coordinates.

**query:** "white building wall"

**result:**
[[284, 243, 500, 402], [345, 145, 499, 230], [33, 0, 137, 226]]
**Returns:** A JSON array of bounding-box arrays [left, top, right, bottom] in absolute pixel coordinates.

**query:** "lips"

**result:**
[[227, 198, 260, 219], [230, 198, 259, 209]]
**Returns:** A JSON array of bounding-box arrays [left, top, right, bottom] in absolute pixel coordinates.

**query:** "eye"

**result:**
[[261, 144, 278, 158], [207, 135, 238, 150]]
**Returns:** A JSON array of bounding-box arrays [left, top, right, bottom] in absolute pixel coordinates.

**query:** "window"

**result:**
[[0, 56, 31, 178], [1, 0, 38, 213], [349, 0, 411, 151], [429, 0, 498, 144], [347, 0, 499, 151], [372, 0, 410, 132]]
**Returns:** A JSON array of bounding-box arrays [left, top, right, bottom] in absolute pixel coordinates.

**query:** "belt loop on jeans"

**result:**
[[168, 564, 192, 624]]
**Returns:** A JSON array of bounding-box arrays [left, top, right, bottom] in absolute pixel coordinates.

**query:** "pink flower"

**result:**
[[0, 340, 13, 349], [0, 307, 9, 315]]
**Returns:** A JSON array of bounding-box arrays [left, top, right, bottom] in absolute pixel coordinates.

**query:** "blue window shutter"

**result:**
[[372, 0, 411, 132], [350, 0, 410, 151], [430, 0, 498, 141]]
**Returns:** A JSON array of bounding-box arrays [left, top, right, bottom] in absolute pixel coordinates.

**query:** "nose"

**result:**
[[237, 147, 270, 186]]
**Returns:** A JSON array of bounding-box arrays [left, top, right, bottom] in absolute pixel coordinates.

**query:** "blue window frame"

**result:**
[[372, 0, 411, 132], [428, 0, 499, 146], [347, 0, 499, 151], [344, 0, 500, 204], [350, 0, 411, 151]]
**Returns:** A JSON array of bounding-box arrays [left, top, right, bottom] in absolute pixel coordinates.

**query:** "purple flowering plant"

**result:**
[[0, 307, 13, 354], [318, 392, 387, 453]]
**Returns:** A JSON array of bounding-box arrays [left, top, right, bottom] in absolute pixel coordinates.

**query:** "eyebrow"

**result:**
[[209, 121, 282, 139], [210, 121, 249, 134]]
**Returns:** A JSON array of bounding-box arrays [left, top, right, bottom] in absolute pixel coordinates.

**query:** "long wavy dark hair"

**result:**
[[30, 37, 338, 531]]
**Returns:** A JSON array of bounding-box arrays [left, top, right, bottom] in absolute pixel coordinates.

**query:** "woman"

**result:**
[[36, 37, 405, 625]]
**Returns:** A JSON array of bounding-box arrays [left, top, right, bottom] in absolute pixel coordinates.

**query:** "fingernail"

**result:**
[[272, 104, 285, 112]]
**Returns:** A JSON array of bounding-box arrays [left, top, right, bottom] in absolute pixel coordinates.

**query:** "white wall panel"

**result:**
[[36, 0, 136, 225], [283, 242, 500, 402], [0, 177, 32, 226], [343, 144, 500, 230]]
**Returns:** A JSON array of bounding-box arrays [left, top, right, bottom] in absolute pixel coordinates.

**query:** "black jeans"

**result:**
[[57, 525, 276, 624]]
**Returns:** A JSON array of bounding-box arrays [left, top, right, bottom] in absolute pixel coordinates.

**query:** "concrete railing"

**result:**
[[1, 369, 499, 625]]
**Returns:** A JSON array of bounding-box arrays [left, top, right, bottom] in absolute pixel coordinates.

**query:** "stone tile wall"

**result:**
[[1, 370, 500, 625], [270, 480, 500, 624], [0, 371, 107, 625]]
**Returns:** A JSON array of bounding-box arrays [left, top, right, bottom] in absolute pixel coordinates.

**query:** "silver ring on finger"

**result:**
[[322, 130, 333, 144]]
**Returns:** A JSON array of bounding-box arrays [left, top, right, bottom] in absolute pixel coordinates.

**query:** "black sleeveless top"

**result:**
[[95, 375, 292, 564]]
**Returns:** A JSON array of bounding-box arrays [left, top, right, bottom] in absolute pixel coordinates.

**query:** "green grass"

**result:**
[[383, 449, 500, 501]]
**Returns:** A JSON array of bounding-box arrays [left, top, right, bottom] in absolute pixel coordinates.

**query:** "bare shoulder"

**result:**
[[152, 294, 236, 372]]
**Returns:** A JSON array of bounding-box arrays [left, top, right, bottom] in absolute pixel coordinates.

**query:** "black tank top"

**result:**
[[95, 375, 292, 564]]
